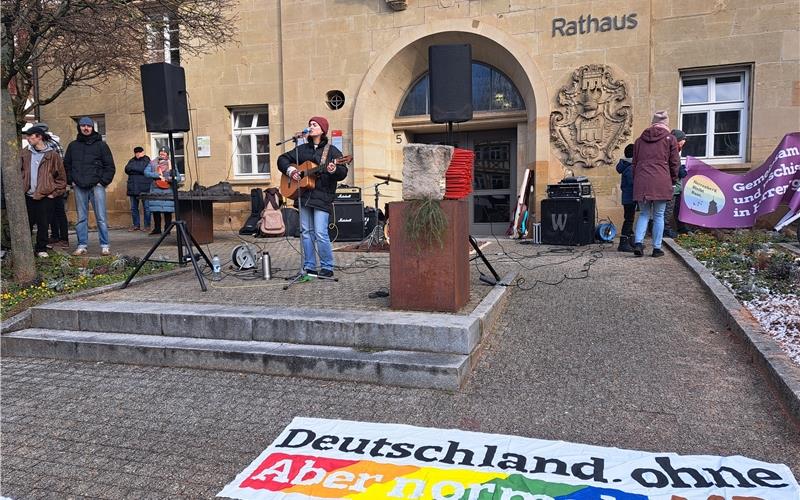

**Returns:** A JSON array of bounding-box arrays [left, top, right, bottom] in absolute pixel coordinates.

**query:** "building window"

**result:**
[[326, 90, 345, 110], [151, 133, 185, 174], [72, 115, 106, 141], [146, 13, 180, 65], [398, 62, 525, 117], [679, 67, 749, 163], [232, 107, 270, 178]]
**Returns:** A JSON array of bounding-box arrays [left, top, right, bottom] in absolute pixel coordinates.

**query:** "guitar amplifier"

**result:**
[[335, 186, 361, 202], [540, 198, 595, 246], [329, 201, 364, 242], [547, 182, 593, 199]]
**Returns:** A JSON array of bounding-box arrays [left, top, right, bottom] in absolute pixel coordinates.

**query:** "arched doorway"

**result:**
[[351, 21, 551, 235], [397, 62, 525, 235]]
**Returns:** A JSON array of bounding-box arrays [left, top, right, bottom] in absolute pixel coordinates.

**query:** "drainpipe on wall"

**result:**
[[277, 0, 286, 151]]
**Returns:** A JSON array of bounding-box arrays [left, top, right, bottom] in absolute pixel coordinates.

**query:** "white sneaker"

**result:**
[[101, 247, 111, 256], [36, 251, 49, 258], [72, 247, 87, 256]]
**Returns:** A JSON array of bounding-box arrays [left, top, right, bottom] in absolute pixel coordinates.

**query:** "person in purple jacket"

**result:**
[[631, 110, 680, 258]]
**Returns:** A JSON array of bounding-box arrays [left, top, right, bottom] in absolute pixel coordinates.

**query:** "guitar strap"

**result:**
[[319, 143, 331, 171]]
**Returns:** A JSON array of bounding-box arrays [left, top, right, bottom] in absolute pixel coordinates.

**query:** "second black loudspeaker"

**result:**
[[140, 62, 190, 133], [428, 44, 473, 123]]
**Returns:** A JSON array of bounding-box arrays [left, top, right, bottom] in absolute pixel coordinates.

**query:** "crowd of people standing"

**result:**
[[18, 116, 176, 259], [616, 110, 690, 257]]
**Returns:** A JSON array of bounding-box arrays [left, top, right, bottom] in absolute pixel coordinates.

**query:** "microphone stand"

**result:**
[[283, 135, 310, 290]]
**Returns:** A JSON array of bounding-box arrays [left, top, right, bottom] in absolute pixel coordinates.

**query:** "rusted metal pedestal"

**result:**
[[389, 199, 469, 312]]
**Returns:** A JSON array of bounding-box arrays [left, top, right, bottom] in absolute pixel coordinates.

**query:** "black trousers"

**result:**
[[48, 193, 69, 242], [152, 212, 173, 232], [621, 202, 636, 237], [26, 195, 54, 252]]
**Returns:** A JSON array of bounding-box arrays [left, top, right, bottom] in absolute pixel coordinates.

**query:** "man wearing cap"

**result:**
[[277, 116, 347, 278], [32, 122, 70, 249], [20, 126, 67, 257], [64, 117, 115, 255], [124, 146, 152, 231], [668, 129, 691, 235]]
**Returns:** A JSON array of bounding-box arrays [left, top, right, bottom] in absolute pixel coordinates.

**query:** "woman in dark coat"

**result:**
[[277, 116, 347, 277], [631, 110, 680, 257]]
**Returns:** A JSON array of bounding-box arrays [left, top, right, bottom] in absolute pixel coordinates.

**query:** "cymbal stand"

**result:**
[[361, 180, 390, 249]]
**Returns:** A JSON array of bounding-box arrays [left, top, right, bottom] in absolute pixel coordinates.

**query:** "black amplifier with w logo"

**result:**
[[540, 198, 595, 246]]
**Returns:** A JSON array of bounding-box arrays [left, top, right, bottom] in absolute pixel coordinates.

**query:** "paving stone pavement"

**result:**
[[2, 234, 800, 499]]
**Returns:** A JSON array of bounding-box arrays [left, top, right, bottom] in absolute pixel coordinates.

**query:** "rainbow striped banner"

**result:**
[[218, 418, 798, 500]]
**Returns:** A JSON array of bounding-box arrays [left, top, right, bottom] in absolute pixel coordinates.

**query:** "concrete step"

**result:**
[[1, 328, 469, 390], [30, 300, 480, 355]]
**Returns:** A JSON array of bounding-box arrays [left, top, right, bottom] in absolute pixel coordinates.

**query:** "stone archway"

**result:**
[[351, 20, 551, 203]]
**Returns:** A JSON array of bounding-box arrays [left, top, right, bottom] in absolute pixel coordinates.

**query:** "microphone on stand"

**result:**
[[275, 128, 311, 146]]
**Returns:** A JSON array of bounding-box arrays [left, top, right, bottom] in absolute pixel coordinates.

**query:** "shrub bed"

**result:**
[[1, 254, 174, 319], [676, 230, 800, 364]]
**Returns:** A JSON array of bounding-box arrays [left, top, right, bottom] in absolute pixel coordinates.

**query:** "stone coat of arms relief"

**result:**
[[550, 65, 632, 168]]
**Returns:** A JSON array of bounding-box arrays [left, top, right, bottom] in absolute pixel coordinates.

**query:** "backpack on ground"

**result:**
[[239, 188, 264, 235], [281, 206, 300, 237], [259, 188, 285, 237]]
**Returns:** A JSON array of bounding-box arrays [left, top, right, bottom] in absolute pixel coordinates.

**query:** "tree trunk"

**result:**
[[1, 85, 36, 283]]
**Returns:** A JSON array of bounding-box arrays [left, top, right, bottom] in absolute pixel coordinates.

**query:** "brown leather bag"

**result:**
[[259, 188, 285, 237]]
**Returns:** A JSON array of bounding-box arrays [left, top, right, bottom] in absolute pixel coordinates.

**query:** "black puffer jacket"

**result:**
[[124, 155, 152, 195], [64, 127, 115, 188], [277, 138, 347, 213]]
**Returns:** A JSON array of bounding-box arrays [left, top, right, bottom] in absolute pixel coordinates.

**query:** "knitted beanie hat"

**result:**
[[309, 116, 329, 135], [651, 110, 669, 125], [670, 129, 687, 141]]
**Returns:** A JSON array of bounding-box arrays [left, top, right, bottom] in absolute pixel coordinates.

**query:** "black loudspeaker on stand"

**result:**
[[428, 44, 473, 124], [123, 62, 211, 291], [540, 198, 596, 246], [140, 62, 190, 133]]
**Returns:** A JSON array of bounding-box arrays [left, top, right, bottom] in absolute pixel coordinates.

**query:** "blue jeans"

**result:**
[[634, 200, 667, 250], [74, 184, 109, 248], [129, 195, 151, 228], [299, 205, 333, 271]]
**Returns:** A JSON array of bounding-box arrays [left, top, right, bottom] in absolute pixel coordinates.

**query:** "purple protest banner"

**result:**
[[679, 132, 800, 229]]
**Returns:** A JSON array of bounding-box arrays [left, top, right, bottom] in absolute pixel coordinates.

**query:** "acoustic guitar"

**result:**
[[153, 160, 171, 189], [280, 155, 352, 200]]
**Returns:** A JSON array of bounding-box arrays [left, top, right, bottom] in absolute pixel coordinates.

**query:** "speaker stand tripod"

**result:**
[[469, 235, 503, 286], [122, 132, 212, 291]]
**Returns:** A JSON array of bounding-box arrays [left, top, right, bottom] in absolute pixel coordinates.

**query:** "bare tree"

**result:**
[[1, 0, 237, 282]]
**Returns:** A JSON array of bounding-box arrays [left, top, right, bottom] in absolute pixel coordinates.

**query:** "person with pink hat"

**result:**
[[630, 110, 680, 258], [277, 116, 347, 278]]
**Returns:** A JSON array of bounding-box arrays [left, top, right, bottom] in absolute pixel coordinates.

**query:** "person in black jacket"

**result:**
[[124, 146, 152, 231], [277, 116, 347, 278], [64, 117, 115, 256]]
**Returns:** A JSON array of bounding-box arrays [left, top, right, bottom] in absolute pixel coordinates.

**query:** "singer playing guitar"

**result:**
[[277, 116, 347, 278]]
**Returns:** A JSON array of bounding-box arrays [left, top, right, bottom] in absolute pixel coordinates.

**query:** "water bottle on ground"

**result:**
[[211, 255, 221, 279]]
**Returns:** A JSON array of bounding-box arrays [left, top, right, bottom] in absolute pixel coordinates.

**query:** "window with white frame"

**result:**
[[679, 67, 749, 163], [146, 13, 180, 65], [232, 107, 270, 178], [71, 115, 106, 141], [151, 133, 185, 174]]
